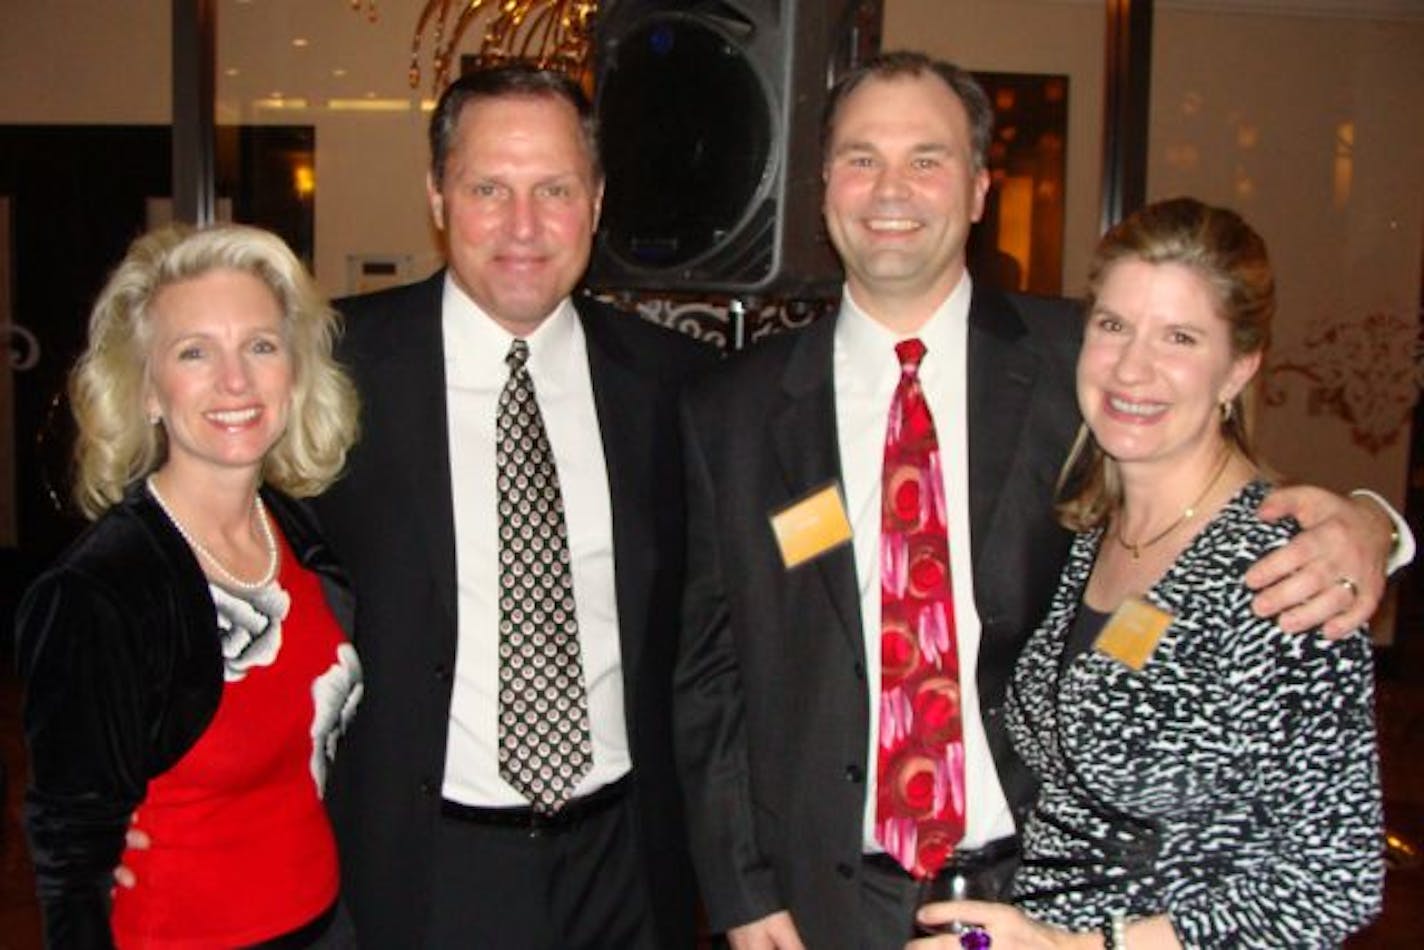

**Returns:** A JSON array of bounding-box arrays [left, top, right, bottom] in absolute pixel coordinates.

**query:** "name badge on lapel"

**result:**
[[769, 482, 853, 570], [1094, 597, 1173, 670]]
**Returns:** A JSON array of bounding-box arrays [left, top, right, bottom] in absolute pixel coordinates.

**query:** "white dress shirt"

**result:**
[[834, 274, 1017, 852], [439, 277, 631, 806]]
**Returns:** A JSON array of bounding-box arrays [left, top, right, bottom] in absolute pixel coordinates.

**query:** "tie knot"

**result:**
[[506, 338, 531, 372], [895, 338, 927, 374]]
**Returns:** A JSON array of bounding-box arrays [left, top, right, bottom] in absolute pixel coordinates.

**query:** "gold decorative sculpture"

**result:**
[[352, 1, 599, 92]]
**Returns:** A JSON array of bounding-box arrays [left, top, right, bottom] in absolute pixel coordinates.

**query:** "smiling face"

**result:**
[[144, 268, 293, 485], [427, 92, 603, 336], [1077, 259, 1261, 480], [822, 72, 990, 332]]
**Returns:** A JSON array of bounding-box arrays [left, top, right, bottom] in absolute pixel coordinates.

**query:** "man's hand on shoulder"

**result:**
[[1247, 485, 1394, 638], [727, 910, 807, 950]]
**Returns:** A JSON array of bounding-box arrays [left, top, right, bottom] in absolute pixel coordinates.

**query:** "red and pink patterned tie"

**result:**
[[875, 338, 966, 879]]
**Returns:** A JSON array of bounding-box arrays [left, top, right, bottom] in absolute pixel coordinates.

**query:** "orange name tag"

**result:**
[[769, 483, 853, 569], [1094, 597, 1173, 670]]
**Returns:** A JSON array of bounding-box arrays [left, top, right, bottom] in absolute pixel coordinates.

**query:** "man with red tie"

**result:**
[[673, 50, 1401, 950]]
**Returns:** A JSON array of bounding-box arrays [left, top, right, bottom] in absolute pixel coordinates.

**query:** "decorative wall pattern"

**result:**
[[5, 323, 39, 373], [610, 294, 837, 352], [1264, 310, 1424, 454]]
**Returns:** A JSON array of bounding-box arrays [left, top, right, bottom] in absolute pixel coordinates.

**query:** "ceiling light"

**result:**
[[327, 98, 414, 112]]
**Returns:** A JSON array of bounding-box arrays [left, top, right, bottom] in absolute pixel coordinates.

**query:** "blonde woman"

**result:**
[[17, 224, 363, 947]]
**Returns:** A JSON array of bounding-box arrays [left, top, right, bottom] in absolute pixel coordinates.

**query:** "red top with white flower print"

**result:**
[[111, 528, 362, 948]]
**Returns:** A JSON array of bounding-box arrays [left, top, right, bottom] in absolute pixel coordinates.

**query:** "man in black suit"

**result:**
[[314, 65, 712, 948], [674, 51, 1398, 950]]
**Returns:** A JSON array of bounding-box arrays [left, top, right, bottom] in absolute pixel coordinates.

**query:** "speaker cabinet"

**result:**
[[587, 0, 882, 298]]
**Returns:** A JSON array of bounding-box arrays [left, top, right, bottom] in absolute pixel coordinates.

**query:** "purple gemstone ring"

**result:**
[[958, 925, 992, 950]]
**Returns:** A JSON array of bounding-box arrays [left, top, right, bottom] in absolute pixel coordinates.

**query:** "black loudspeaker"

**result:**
[[587, 0, 882, 298]]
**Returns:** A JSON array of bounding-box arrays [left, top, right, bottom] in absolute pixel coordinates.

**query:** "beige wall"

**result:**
[[0, 1, 170, 123], [1150, 9, 1424, 510], [213, 0, 442, 291], [885, 0, 1106, 297]]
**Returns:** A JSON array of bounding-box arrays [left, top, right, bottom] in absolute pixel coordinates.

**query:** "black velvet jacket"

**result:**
[[14, 484, 354, 949]]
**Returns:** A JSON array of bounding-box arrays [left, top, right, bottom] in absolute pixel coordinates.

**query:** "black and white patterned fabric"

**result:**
[[1006, 479, 1383, 947], [495, 338, 592, 814]]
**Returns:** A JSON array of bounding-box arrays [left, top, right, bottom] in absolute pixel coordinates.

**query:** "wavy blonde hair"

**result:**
[[71, 223, 359, 519], [1056, 197, 1274, 532]]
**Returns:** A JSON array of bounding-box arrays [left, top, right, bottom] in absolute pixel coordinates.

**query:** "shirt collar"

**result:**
[[834, 273, 974, 392], [441, 274, 579, 390]]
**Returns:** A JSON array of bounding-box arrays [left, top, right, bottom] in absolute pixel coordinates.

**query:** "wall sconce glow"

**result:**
[[1333, 121, 1354, 209], [1164, 143, 1199, 171], [294, 164, 316, 199], [1234, 165, 1255, 201], [293, 38, 310, 49]]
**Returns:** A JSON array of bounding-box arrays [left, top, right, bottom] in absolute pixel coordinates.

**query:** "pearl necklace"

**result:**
[[146, 475, 278, 590], [1113, 447, 1233, 561]]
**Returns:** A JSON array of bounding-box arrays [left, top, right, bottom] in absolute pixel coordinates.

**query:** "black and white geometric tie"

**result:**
[[495, 338, 592, 813]]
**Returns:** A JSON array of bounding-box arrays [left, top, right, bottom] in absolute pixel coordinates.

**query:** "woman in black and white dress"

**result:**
[[915, 198, 1382, 948]]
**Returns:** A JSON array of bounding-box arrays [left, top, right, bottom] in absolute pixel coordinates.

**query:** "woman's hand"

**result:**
[[909, 901, 1097, 950], [111, 821, 150, 892]]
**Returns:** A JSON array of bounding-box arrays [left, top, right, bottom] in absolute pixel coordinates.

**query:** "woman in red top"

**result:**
[[17, 223, 363, 948]]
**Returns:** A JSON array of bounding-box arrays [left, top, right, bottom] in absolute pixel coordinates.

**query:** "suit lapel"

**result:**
[[772, 315, 864, 653], [966, 287, 1039, 579], [580, 302, 658, 685], [383, 275, 459, 627]]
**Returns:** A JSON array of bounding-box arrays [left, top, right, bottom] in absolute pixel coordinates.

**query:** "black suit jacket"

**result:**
[[314, 273, 714, 948], [675, 287, 1082, 948]]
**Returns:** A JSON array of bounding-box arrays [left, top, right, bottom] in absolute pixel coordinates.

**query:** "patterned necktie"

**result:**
[[875, 338, 967, 878], [495, 338, 592, 813]]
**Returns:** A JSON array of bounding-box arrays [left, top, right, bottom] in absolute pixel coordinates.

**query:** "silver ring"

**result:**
[[1337, 576, 1359, 599]]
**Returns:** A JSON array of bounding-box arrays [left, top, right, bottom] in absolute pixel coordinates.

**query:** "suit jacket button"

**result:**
[[853, 662, 866, 681], [836, 862, 855, 879], [420, 779, 436, 796], [845, 764, 864, 783], [433, 664, 450, 681]]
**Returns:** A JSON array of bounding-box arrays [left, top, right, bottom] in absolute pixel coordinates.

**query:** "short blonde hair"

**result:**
[[71, 223, 359, 519]]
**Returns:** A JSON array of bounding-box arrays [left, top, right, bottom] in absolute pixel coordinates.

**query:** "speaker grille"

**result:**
[[597, 17, 774, 274]]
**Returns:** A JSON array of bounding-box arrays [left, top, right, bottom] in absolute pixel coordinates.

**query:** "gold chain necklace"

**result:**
[[146, 476, 278, 590], [1114, 448, 1233, 561]]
